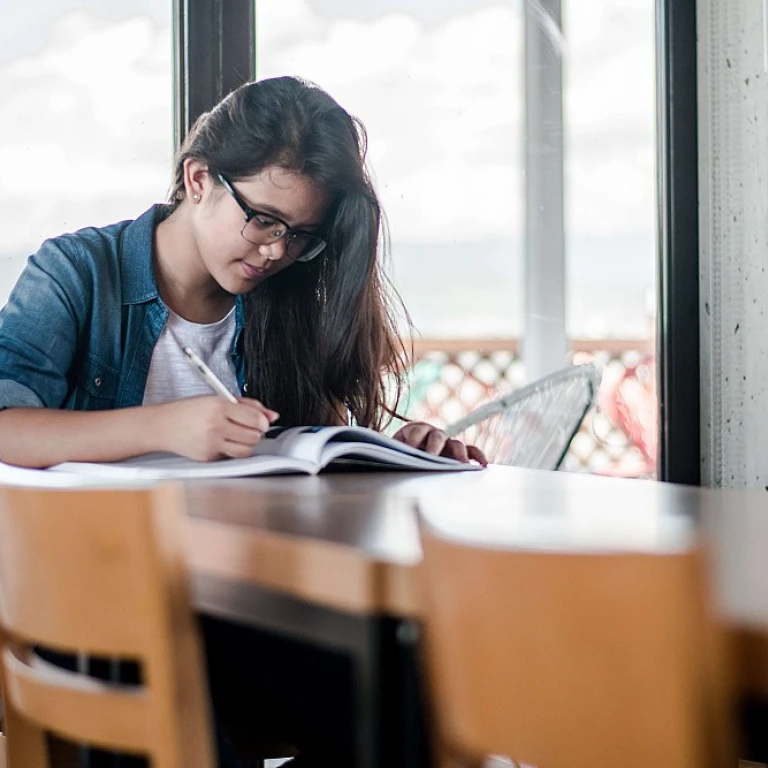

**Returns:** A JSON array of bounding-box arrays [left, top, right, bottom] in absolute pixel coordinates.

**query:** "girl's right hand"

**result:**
[[156, 396, 279, 461]]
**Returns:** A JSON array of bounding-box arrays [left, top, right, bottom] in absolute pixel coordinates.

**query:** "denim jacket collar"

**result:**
[[119, 203, 245, 349], [233, 294, 245, 354], [0, 203, 248, 411], [120, 204, 168, 306]]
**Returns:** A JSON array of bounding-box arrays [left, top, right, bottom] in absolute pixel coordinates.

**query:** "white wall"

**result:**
[[698, 0, 768, 488]]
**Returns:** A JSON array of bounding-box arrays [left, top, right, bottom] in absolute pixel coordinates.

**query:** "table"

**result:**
[[185, 471, 436, 767], [183, 466, 768, 766]]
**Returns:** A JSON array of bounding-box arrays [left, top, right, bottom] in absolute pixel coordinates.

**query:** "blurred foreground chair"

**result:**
[[1, 650, 6, 766], [0, 694, 6, 768], [418, 508, 734, 768], [0, 483, 215, 768], [446, 363, 602, 470]]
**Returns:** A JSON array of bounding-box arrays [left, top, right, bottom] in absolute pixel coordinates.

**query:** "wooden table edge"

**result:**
[[185, 517, 423, 618]]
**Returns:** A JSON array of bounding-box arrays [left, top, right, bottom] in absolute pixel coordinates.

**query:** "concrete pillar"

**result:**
[[698, 0, 768, 488]]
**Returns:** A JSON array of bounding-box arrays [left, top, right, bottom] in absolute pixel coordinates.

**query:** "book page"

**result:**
[[0, 462, 156, 488], [50, 453, 317, 480], [256, 425, 480, 470], [43, 425, 482, 480]]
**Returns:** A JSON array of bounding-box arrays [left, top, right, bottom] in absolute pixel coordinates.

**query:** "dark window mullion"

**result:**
[[173, 0, 256, 151], [656, 0, 700, 485]]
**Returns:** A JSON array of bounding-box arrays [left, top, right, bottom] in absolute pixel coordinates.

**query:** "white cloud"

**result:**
[[0, 11, 172, 253], [258, 0, 653, 240], [259, 2, 525, 239], [0, 0, 656, 332]]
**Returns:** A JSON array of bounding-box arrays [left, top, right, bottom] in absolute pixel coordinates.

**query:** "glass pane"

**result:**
[[257, 0, 524, 342], [0, 2, 172, 307], [256, 0, 657, 475], [565, 1, 655, 341], [257, 0, 524, 428], [563, 0, 657, 477]]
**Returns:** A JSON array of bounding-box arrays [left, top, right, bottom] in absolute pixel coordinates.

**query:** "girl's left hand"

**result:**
[[392, 421, 488, 465]]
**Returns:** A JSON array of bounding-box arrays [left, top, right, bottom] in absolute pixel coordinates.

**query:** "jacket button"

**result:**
[[94, 377, 102, 387]]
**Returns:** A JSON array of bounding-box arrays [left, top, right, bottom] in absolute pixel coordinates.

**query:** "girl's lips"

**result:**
[[241, 261, 268, 280]]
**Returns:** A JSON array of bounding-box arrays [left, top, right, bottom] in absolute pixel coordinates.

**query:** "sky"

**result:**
[[0, 0, 655, 337]]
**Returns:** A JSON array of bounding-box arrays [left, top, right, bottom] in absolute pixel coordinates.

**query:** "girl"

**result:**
[[0, 75, 485, 468], [0, 76, 484, 766]]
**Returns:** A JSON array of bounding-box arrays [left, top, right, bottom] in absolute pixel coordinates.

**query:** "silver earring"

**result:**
[[192, 193, 201, 202]]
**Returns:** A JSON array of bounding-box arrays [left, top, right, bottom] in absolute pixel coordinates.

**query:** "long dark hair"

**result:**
[[170, 76, 409, 428]]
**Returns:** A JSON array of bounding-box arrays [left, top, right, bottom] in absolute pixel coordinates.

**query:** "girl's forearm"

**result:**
[[0, 406, 170, 468]]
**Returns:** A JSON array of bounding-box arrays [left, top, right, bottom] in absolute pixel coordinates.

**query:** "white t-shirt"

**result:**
[[142, 307, 240, 405]]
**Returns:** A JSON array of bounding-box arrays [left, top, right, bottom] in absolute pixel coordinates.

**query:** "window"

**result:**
[[257, 0, 657, 475], [257, 0, 524, 340], [0, 2, 173, 306]]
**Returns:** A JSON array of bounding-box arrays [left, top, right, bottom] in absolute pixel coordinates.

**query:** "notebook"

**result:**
[[46, 425, 483, 481]]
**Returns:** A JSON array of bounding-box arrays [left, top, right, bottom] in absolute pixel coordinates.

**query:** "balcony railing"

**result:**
[[402, 338, 657, 478]]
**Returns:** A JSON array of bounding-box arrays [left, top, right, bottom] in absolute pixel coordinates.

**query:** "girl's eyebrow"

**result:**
[[246, 200, 322, 231]]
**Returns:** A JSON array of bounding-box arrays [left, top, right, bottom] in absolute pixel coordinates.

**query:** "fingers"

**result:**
[[394, 421, 488, 465], [395, 421, 442, 453], [225, 399, 278, 433], [441, 438, 469, 463], [238, 397, 280, 423], [219, 439, 261, 459], [221, 420, 266, 447], [192, 399, 276, 458], [467, 444, 489, 466], [396, 422, 462, 461], [221, 400, 279, 454], [424, 428, 451, 456]]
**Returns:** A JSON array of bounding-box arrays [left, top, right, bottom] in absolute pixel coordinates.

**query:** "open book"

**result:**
[[48, 425, 483, 481]]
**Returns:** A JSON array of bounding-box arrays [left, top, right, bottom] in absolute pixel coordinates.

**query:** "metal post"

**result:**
[[523, 0, 567, 383], [173, 0, 257, 151], [656, 0, 700, 485]]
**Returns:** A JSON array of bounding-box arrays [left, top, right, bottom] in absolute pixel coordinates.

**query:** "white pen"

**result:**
[[180, 345, 239, 404]]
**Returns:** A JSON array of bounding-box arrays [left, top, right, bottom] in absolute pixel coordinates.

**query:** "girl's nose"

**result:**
[[258, 238, 286, 261]]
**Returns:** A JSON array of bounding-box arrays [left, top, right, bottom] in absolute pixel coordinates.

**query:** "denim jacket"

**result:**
[[0, 205, 247, 411]]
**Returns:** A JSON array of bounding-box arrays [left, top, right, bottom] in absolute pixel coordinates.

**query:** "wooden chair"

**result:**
[[418, 511, 735, 768], [0, 483, 215, 768], [1, 645, 7, 767], [1, 648, 7, 766], [732, 629, 768, 763]]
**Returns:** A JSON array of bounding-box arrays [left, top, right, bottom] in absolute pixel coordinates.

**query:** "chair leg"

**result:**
[[4, 704, 48, 768], [437, 753, 481, 768]]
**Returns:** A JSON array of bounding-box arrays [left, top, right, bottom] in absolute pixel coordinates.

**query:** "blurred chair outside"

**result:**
[[406, 339, 656, 477], [595, 353, 657, 477], [445, 363, 602, 470], [0, 483, 216, 768]]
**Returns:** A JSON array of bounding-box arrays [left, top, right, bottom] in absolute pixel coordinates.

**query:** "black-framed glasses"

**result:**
[[216, 173, 327, 263]]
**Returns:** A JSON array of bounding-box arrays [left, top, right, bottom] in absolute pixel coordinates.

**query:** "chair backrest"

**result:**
[[0, 483, 215, 768], [418, 511, 733, 768], [445, 362, 602, 470]]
